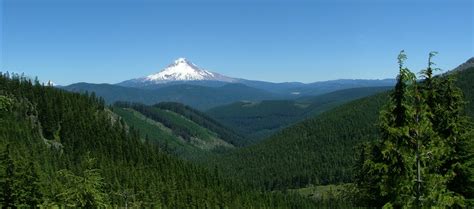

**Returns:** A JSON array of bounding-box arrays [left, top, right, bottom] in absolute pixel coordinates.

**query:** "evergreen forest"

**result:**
[[1, 53, 473, 208]]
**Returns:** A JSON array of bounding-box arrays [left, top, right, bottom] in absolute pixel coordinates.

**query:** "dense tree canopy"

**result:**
[[354, 52, 474, 208], [206, 86, 391, 143], [1, 55, 472, 208], [205, 61, 474, 195], [0, 73, 317, 208]]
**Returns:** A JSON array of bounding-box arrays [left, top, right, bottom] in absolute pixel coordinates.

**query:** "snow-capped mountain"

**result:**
[[117, 57, 397, 93], [119, 58, 237, 87]]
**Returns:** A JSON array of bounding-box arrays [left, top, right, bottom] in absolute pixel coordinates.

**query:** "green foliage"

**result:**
[[115, 102, 228, 144], [0, 145, 15, 208], [112, 107, 187, 149], [206, 92, 389, 190], [0, 144, 42, 208], [0, 96, 13, 112], [205, 64, 474, 195], [354, 52, 474, 208], [112, 106, 231, 161], [113, 102, 237, 158], [56, 155, 107, 208], [155, 102, 245, 146], [0, 72, 318, 208], [14, 161, 43, 208], [207, 87, 391, 144]]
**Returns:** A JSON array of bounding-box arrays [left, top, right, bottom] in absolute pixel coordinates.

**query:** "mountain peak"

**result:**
[[174, 57, 190, 64], [134, 58, 237, 84], [466, 57, 474, 64], [167, 57, 199, 70], [117, 58, 238, 87], [452, 57, 474, 72]]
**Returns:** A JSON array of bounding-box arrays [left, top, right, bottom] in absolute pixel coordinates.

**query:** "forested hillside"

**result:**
[[112, 102, 243, 160], [207, 86, 391, 143], [0, 73, 318, 208], [153, 102, 245, 146], [207, 66, 474, 191]]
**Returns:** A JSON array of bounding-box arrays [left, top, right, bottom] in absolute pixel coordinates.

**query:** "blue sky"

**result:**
[[1, 0, 473, 85]]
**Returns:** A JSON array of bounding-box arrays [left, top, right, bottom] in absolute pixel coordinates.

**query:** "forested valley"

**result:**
[[0, 73, 318, 208], [1, 54, 473, 208], [204, 53, 474, 208]]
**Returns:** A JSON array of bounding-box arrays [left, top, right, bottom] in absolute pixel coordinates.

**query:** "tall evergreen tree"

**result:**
[[0, 144, 15, 208], [355, 51, 470, 208], [56, 155, 107, 208], [420, 52, 474, 205], [354, 51, 416, 207], [14, 160, 42, 208]]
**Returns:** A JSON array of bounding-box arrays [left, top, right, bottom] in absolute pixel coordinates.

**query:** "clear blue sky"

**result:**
[[1, 0, 473, 85]]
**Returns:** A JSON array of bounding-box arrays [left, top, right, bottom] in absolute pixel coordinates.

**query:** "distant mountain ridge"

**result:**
[[452, 57, 474, 72], [63, 57, 396, 110], [63, 82, 280, 110], [117, 57, 395, 95]]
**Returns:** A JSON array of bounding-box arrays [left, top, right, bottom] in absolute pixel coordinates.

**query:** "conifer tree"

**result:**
[[0, 144, 15, 208], [14, 160, 42, 207], [56, 154, 107, 207], [355, 51, 471, 208], [420, 52, 473, 206]]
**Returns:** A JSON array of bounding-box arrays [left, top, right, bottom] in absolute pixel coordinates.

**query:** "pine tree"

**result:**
[[355, 51, 470, 208], [0, 144, 15, 208], [56, 154, 108, 207], [14, 160, 42, 208], [375, 50, 429, 207], [0, 96, 13, 113], [420, 53, 473, 207]]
